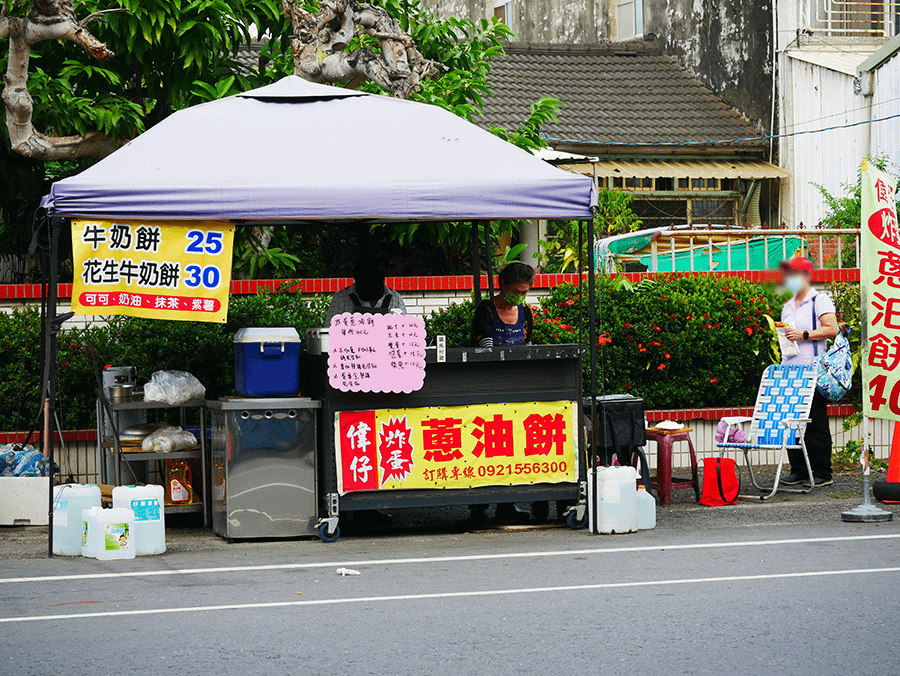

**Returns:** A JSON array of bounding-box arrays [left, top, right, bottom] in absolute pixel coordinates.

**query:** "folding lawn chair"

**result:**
[[717, 364, 818, 500]]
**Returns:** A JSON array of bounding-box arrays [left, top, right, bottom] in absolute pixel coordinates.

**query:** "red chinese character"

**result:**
[[471, 414, 514, 458], [436, 467, 448, 481], [450, 466, 461, 480], [875, 178, 892, 204], [868, 333, 900, 371], [523, 413, 567, 456], [339, 411, 377, 492], [869, 207, 900, 250], [422, 418, 463, 462], [378, 416, 414, 486], [462, 466, 476, 479], [874, 251, 900, 288], [871, 293, 900, 329]]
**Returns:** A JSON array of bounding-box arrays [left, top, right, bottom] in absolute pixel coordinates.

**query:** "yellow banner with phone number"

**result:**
[[71, 219, 234, 323], [335, 401, 578, 494]]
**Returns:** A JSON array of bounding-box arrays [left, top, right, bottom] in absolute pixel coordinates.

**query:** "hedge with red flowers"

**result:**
[[426, 274, 786, 409]]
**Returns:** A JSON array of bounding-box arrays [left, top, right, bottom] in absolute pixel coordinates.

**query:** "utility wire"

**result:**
[[542, 110, 900, 147]]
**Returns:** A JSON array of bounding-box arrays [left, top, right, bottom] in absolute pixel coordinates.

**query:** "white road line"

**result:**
[[2, 533, 899, 585], [3, 566, 899, 624]]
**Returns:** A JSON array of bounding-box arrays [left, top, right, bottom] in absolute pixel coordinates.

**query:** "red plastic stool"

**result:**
[[644, 427, 700, 505]]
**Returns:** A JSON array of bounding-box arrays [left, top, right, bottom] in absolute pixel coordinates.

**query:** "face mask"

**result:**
[[503, 291, 526, 306], [784, 274, 806, 295]]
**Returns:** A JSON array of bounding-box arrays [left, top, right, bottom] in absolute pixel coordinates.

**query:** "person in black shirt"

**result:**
[[472, 262, 535, 348], [470, 262, 539, 523]]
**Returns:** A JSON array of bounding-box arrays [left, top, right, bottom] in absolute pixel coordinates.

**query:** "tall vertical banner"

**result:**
[[861, 162, 900, 419], [72, 219, 234, 323]]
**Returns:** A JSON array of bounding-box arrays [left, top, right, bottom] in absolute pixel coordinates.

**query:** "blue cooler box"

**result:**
[[234, 327, 302, 397]]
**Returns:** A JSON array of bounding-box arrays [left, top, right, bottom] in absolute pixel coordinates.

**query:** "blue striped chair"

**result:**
[[717, 364, 818, 500]]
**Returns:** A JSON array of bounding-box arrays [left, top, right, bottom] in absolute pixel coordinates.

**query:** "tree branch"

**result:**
[[1, 0, 124, 161], [283, 0, 436, 99]]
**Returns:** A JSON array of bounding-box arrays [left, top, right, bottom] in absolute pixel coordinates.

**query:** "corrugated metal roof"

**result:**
[[786, 49, 874, 76], [559, 159, 789, 179]]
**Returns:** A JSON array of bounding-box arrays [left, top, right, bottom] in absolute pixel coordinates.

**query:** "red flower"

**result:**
[[664, 353, 671, 359], [657, 363, 666, 370], [703, 314, 710, 319], [639, 345, 647, 353], [653, 325, 662, 332], [710, 377, 719, 383], [560, 324, 572, 330], [626, 334, 633, 340], [553, 333, 559, 339], [746, 327, 753, 335], [544, 318, 551, 324], [735, 300, 742, 306], [623, 322, 632, 329], [597, 334, 612, 345], [650, 340, 661, 346], [723, 285, 730, 291], [714, 323, 721, 329], [70, 342, 78, 348], [670, 314, 677, 319], [625, 383, 632, 389], [705, 324, 713, 329], [565, 299, 575, 306], [686, 315, 693, 321]]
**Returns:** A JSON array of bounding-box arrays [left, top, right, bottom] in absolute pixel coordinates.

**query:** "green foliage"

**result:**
[[0, 289, 329, 431], [815, 155, 898, 267], [423, 299, 476, 348], [834, 412, 888, 472], [535, 191, 642, 273], [425, 275, 785, 409]]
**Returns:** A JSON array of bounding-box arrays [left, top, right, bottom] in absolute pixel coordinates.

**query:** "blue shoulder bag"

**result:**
[[811, 295, 854, 401]]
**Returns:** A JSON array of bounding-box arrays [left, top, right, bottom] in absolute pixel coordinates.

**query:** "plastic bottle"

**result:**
[[636, 484, 657, 530], [589, 465, 638, 534], [165, 460, 195, 505], [113, 485, 166, 556], [93, 507, 136, 561], [52, 484, 102, 556], [81, 506, 103, 558]]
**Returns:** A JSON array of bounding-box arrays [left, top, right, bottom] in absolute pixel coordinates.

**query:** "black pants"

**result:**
[[788, 389, 832, 478]]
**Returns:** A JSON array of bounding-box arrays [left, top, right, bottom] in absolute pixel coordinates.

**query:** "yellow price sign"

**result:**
[[71, 219, 234, 323]]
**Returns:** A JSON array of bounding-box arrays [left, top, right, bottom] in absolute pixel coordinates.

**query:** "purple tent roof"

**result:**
[[43, 76, 595, 222]]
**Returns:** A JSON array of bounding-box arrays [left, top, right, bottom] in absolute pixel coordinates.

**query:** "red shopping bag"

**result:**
[[699, 457, 740, 506]]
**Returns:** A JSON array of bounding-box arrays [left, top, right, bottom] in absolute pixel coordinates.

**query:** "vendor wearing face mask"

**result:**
[[470, 261, 538, 524], [778, 257, 839, 487], [472, 262, 535, 349]]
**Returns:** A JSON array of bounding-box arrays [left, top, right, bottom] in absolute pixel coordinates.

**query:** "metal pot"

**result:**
[[109, 384, 134, 403]]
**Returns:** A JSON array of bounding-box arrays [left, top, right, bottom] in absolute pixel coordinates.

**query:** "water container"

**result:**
[[52, 484, 102, 556], [81, 506, 103, 558], [91, 508, 136, 561], [636, 485, 657, 530], [588, 465, 638, 534], [113, 485, 166, 556]]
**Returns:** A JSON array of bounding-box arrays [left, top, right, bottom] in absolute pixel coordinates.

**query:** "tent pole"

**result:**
[[578, 220, 585, 483], [471, 222, 482, 305], [587, 216, 598, 475], [483, 221, 494, 299], [46, 216, 63, 558]]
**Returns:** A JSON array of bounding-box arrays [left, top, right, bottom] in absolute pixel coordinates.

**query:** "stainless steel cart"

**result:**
[[208, 397, 320, 539]]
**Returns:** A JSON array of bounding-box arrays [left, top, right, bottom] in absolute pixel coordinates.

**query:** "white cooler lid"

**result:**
[[234, 327, 300, 343]]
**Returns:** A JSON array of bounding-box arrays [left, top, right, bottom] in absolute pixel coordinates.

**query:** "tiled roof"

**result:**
[[479, 43, 764, 148]]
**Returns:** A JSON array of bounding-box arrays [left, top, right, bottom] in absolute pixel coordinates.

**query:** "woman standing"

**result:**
[[472, 262, 535, 348], [470, 262, 537, 523], [779, 257, 839, 486]]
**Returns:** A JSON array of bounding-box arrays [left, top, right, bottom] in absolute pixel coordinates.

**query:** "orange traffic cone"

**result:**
[[874, 420, 900, 503]]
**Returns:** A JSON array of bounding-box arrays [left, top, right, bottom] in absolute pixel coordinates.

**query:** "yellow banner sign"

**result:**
[[71, 219, 234, 323], [861, 163, 900, 419], [335, 401, 578, 494]]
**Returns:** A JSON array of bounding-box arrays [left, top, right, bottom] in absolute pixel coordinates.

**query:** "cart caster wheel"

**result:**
[[318, 524, 340, 543], [567, 511, 587, 530]]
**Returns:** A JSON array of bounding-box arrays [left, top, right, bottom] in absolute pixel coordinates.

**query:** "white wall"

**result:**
[[779, 55, 867, 227], [872, 53, 900, 170]]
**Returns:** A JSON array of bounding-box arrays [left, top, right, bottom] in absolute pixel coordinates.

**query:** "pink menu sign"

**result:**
[[327, 313, 426, 393]]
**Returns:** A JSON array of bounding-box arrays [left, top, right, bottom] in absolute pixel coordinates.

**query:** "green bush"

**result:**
[[0, 287, 329, 431], [425, 274, 786, 409]]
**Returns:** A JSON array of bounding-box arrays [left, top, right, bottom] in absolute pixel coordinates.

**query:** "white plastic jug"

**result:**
[[81, 506, 103, 558], [113, 485, 166, 556], [636, 485, 657, 530], [90, 508, 136, 561], [589, 465, 638, 534], [52, 484, 102, 556]]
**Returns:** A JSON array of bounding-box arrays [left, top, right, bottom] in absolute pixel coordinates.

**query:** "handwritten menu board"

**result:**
[[327, 314, 426, 393]]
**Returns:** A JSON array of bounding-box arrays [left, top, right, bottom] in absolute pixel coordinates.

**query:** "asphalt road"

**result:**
[[2, 490, 900, 676]]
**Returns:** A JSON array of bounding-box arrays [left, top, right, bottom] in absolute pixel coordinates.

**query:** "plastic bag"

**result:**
[[141, 426, 198, 453], [143, 370, 206, 405], [776, 326, 800, 360], [715, 419, 747, 444]]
